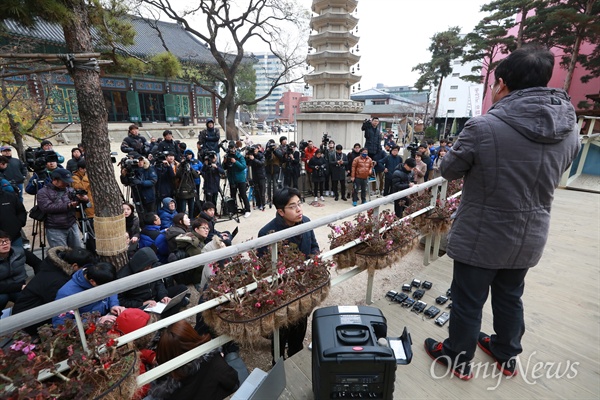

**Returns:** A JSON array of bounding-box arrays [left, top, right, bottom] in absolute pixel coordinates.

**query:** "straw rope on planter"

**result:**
[[426, 216, 452, 234], [332, 243, 368, 270], [203, 277, 330, 344], [354, 235, 420, 272]]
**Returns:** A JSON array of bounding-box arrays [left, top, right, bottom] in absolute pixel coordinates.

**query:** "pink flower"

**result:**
[[27, 352, 36, 361], [10, 340, 24, 351], [277, 267, 285, 275], [276, 289, 284, 296], [266, 299, 275, 305], [67, 345, 74, 356], [22, 344, 36, 354], [254, 265, 260, 270], [254, 302, 261, 308]]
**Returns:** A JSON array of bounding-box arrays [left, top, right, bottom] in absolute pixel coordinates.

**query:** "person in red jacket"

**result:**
[[350, 148, 374, 206]]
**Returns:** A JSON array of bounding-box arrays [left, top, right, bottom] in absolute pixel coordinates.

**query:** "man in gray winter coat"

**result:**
[[424, 45, 580, 380]]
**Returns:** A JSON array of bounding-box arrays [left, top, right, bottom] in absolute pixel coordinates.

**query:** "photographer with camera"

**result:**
[[247, 145, 267, 211], [329, 144, 348, 201], [283, 142, 301, 190], [72, 160, 94, 219], [154, 151, 178, 202], [198, 118, 221, 162], [155, 130, 182, 161], [264, 139, 281, 207], [201, 151, 224, 207], [25, 152, 61, 195], [37, 169, 87, 249], [308, 149, 328, 202], [121, 124, 150, 157], [0, 146, 27, 201], [37, 140, 65, 164], [120, 154, 158, 214], [223, 143, 251, 218], [362, 117, 382, 159], [322, 139, 335, 196], [175, 154, 200, 216]]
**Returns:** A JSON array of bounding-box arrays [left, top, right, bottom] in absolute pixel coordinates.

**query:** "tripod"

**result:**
[[76, 203, 95, 253], [30, 194, 47, 259], [217, 178, 240, 223]]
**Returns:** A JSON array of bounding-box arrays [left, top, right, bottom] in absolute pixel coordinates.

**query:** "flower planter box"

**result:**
[[204, 275, 331, 344], [93, 352, 138, 400], [332, 243, 368, 270]]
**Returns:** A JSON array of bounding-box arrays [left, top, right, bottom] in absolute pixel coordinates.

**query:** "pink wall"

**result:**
[[482, 24, 600, 113]]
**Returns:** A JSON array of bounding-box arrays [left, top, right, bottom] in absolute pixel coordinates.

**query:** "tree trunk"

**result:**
[[432, 76, 444, 128], [62, 0, 128, 269], [226, 101, 238, 140], [516, 7, 528, 49]]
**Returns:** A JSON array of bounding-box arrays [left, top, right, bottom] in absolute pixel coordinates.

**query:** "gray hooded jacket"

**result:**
[[441, 87, 580, 269]]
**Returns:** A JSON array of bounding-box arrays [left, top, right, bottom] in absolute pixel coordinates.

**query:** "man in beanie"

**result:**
[[391, 158, 416, 218], [198, 118, 221, 161]]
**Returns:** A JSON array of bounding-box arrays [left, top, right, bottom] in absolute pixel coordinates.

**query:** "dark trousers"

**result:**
[[266, 171, 281, 204], [253, 178, 266, 209], [176, 197, 195, 217], [312, 181, 324, 197], [443, 260, 528, 363], [394, 199, 406, 218], [230, 181, 251, 213], [352, 178, 368, 202], [383, 176, 393, 196], [272, 316, 308, 361], [331, 179, 346, 199], [284, 172, 298, 189]]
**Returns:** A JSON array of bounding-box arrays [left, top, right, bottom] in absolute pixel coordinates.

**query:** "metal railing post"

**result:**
[[365, 205, 380, 305], [270, 242, 281, 362], [73, 309, 89, 354]]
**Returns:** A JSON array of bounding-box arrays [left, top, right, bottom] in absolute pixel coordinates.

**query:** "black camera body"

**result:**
[[298, 140, 309, 153], [26, 148, 58, 172]]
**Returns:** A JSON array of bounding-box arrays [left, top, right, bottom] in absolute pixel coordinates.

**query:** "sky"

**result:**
[[283, 0, 491, 90], [161, 0, 491, 90]]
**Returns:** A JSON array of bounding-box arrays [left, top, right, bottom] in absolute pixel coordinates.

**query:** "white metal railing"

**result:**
[[0, 177, 451, 390]]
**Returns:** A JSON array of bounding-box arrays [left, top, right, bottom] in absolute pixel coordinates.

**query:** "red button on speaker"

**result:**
[[352, 346, 363, 351]]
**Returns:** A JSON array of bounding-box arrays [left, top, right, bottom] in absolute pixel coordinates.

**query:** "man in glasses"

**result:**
[[258, 187, 319, 363]]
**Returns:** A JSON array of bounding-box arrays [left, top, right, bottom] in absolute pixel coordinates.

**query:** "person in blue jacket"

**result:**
[[158, 197, 177, 229], [223, 142, 251, 218], [52, 262, 124, 326]]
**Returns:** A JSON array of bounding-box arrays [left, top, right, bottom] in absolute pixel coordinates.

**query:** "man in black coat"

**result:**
[[121, 124, 149, 157], [362, 117, 382, 158], [258, 187, 319, 362], [12, 246, 95, 336], [0, 190, 26, 244], [391, 158, 416, 218]]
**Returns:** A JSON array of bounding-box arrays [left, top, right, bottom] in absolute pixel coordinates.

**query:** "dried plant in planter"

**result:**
[[0, 314, 137, 400], [354, 210, 420, 271], [203, 243, 332, 344], [329, 210, 420, 271], [402, 191, 433, 231], [426, 196, 461, 234], [327, 211, 377, 269]]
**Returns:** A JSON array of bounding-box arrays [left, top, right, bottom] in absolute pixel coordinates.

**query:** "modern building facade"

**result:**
[[252, 52, 285, 117], [274, 91, 311, 124]]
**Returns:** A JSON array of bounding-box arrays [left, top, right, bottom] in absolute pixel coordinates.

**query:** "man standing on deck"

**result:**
[[424, 45, 580, 380]]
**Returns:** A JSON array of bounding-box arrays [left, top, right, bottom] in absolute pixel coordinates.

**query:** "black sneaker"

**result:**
[[424, 338, 473, 381], [477, 332, 518, 377]]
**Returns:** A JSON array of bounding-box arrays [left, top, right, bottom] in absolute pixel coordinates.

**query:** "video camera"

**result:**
[[406, 139, 420, 158], [69, 188, 88, 204], [155, 151, 171, 163], [298, 140, 309, 153], [321, 133, 331, 147], [25, 148, 58, 172]]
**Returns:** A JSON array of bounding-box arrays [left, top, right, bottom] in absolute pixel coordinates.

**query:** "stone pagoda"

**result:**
[[297, 0, 367, 146]]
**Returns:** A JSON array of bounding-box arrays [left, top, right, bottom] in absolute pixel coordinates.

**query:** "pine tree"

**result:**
[[412, 27, 465, 126]]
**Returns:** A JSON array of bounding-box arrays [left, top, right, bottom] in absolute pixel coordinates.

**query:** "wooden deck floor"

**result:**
[[280, 188, 600, 399]]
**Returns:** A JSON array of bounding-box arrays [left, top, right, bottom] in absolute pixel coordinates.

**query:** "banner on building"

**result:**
[[469, 84, 484, 117]]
